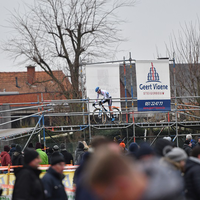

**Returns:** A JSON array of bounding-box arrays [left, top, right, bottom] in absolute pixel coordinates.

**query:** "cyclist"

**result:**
[[93, 87, 115, 121]]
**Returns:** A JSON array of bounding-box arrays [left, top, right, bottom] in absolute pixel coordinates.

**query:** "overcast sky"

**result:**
[[0, 0, 200, 71]]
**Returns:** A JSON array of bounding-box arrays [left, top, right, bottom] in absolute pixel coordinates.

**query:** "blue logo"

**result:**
[[146, 62, 161, 83]]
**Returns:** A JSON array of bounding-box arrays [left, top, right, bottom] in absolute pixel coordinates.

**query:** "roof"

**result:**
[[0, 70, 71, 94]]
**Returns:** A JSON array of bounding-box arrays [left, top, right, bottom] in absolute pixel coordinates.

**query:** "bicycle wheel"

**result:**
[[93, 108, 106, 124], [112, 107, 122, 124]]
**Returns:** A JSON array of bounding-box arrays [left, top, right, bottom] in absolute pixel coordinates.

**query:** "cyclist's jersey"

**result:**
[[96, 90, 111, 102]]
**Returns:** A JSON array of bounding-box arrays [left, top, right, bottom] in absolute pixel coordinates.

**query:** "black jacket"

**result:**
[[61, 150, 74, 164], [12, 165, 45, 200], [183, 144, 192, 156], [185, 157, 200, 200], [75, 142, 85, 165], [12, 152, 24, 166], [10, 147, 16, 158], [42, 167, 68, 200]]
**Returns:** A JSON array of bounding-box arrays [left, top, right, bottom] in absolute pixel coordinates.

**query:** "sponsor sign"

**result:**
[[136, 60, 171, 111], [0, 170, 75, 199]]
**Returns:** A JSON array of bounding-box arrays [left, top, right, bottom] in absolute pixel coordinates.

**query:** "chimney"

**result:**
[[27, 65, 35, 85]]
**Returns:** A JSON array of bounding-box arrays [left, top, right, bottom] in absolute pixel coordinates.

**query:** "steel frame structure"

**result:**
[[1, 57, 200, 148], [1, 96, 200, 147]]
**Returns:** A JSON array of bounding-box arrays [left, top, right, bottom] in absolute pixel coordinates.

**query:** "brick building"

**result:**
[[0, 66, 71, 128]]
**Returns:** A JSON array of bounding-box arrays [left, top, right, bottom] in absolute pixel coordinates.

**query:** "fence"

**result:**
[[1, 96, 200, 149], [0, 165, 77, 200]]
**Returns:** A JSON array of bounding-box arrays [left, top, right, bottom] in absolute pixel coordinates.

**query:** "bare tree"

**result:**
[[3, 0, 135, 99], [166, 21, 200, 118]]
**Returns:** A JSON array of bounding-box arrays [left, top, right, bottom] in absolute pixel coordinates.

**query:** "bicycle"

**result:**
[[92, 101, 122, 124]]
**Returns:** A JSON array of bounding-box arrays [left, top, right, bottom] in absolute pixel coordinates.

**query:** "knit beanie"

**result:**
[[154, 139, 173, 157], [165, 147, 188, 162], [137, 143, 154, 159], [51, 153, 65, 166], [11, 143, 16, 148], [77, 142, 84, 150], [129, 142, 139, 153], [53, 145, 59, 151], [119, 142, 125, 149], [15, 144, 22, 153], [60, 143, 66, 150], [24, 148, 39, 164], [4, 145, 10, 152]]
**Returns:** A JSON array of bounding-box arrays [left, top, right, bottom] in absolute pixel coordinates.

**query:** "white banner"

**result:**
[[85, 64, 121, 111], [135, 60, 171, 111]]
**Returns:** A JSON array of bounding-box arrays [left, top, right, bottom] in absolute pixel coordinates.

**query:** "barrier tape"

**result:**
[[1, 184, 75, 192], [0, 165, 78, 171], [1, 185, 14, 189]]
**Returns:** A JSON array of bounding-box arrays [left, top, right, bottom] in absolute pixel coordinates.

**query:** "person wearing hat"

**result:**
[[162, 147, 188, 173], [127, 142, 139, 158], [137, 142, 155, 160], [35, 142, 48, 165], [154, 138, 173, 157], [42, 153, 68, 200], [183, 140, 192, 156], [185, 146, 200, 200], [0, 145, 12, 167], [12, 148, 45, 200], [12, 144, 24, 166], [75, 141, 85, 165], [196, 136, 200, 147], [9, 143, 16, 158], [60, 143, 74, 164], [52, 145, 60, 155], [119, 141, 127, 154]]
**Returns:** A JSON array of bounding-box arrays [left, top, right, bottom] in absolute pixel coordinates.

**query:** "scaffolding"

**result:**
[[1, 57, 200, 148], [1, 95, 200, 150]]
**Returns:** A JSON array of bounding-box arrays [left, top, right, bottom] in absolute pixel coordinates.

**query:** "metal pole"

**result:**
[[80, 58, 85, 125], [126, 128, 129, 148], [87, 98, 92, 141], [173, 56, 179, 147], [42, 114, 46, 151], [123, 57, 128, 123], [0, 109, 51, 127], [0, 104, 50, 114], [22, 115, 43, 151], [129, 52, 135, 142]]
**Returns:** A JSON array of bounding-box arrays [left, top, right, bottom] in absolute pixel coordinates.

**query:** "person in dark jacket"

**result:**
[[28, 142, 34, 149], [12, 148, 45, 200], [154, 138, 173, 157], [127, 142, 139, 159], [75, 141, 85, 165], [0, 185, 2, 196], [185, 146, 200, 200], [9, 143, 16, 159], [42, 153, 68, 200], [12, 144, 24, 166], [47, 147, 53, 164], [60, 143, 74, 164], [196, 136, 200, 147], [183, 140, 192, 156]]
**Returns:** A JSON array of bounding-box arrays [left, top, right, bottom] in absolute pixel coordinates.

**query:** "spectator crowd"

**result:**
[[0, 134, 200, 200]]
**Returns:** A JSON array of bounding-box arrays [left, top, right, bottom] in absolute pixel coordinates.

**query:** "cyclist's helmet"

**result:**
[[95, 87, 100, 92]]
